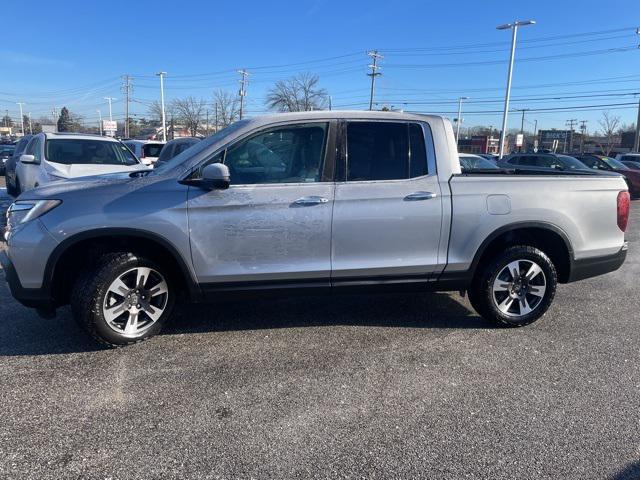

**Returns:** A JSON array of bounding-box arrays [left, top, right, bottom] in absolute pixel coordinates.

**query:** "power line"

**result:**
[[385, 45, 639, 69]]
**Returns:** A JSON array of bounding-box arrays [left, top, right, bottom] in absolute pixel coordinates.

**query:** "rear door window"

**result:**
[[345, 122, 428, 181]]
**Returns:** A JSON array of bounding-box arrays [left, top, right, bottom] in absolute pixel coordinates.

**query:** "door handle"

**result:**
[[404, 191, 437, 201], [292, 196, 330, 206]]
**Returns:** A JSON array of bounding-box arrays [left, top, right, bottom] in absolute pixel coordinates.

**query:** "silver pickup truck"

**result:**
[[1, 111, 630, 347]]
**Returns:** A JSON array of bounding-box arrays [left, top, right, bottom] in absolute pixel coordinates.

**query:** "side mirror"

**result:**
[[20, 154, 36, 164], [202, 163, 230, 190]]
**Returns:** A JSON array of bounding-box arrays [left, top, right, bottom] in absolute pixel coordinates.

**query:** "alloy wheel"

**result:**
[[492, 259, 547, 318], [102, 267, 169, 337]]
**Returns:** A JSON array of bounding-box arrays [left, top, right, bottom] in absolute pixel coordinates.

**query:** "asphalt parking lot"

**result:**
[[1, 180, 639, 480]]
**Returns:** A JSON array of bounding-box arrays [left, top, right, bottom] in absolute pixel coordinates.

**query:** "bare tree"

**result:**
[[212, 90, 239, 129], [597, 111, 621, 156], [171, 97, 206, 136], [147, 100, 176, 125], [266, 73, 329, 112]]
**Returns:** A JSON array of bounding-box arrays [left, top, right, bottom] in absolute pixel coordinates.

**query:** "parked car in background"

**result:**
[[502, 152, 592, 172], [1, 111, 629, 347], [458, 153, 499, 172], [5, 134, 33, 196], [621, 160, 640, 171], [0, 144, 15, 175], [575, 154, 640, 198], [615, 153, 640, 164], [478, 153, 498, 162], [122, 140, 165, 166], [14, 133, 147, 194], [155, 137, 201, 167]]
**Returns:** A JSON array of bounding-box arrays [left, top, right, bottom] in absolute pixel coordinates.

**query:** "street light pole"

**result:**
[[16, 102, 25, 135], [104, 97, 115, 121], [455, 96, 469, 146], [97, 109, 103, 135], [496, 20, 535, 159], [156, 72, 167, 142]]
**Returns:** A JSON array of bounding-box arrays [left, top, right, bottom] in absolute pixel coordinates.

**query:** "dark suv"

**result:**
[[501, 152, 591, 172]]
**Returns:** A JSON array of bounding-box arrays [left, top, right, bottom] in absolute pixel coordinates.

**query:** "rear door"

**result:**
[[187, 120, 336, 288], [331, 120, 443, 283]]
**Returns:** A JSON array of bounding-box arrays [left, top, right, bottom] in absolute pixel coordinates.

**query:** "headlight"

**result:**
[[6, 200, 61, 233]]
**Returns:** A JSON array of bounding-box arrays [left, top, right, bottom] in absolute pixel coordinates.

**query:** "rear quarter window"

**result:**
[[143, 143, 164, 157]]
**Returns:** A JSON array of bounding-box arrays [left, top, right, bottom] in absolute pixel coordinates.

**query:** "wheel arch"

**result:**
[[469, 222, 574, 284], [45, 228, 201, 306]]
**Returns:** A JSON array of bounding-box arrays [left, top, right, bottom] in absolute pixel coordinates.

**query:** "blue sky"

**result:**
[[1, 0, 639, 134]]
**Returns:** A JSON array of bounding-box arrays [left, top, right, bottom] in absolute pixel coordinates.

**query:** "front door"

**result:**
[[331, 120, 443, 283], [188, 121, 335, 288]]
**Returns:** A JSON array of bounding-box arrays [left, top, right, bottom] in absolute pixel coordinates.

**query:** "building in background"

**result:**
[[457, 135, 501, 154]]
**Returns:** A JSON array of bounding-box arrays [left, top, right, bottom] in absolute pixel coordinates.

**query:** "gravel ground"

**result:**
[[0, 183, 639, 479]]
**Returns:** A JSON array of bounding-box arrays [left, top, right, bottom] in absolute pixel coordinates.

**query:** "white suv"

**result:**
[[15, 133, 147, 193], [122, 140, 165, 166]]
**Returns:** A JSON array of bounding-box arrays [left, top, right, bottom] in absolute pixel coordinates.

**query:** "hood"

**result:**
[[44, 160, 147, 179], [19, 170, 151, 199]]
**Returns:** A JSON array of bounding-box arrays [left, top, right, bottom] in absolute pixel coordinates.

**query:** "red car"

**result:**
[[576, 154, 640, 199]]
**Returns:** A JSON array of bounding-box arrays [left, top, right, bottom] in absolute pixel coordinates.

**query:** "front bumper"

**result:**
[[1, 250, 55, 311], [568, 244, 628, 282]]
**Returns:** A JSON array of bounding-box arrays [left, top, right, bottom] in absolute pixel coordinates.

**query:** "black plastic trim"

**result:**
[[568, 248, 627, 282], [43, 228, 201, 302], [1, 251, 55, 311], [464, 221, 574, 280]]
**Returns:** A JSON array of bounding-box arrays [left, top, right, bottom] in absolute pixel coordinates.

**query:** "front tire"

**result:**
[[6, 178, 17, 197], [71, 253, 174, 347], [468, 245, 557, 327]]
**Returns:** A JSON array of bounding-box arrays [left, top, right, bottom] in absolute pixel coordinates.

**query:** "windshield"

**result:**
[[459, 155, 498, 171], [601, 156, 629, 170], [45, 139, 139, 166], [152, 120, 250, 175], [556, 155, 591, 170]]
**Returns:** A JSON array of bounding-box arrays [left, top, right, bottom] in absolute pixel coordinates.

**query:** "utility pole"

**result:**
[[634, 98, 640, 152], [455, 96, 469, 145], [367, 50, 383, 111], [329, 96, 332, 111], [237, 69, 249, 120], [517, 108, 529, 152], [566, 118, 578, 153], [205, 109, 209, 136], [16, 102, 25, 135], [496, 20, 536, 159], [97, 109, 103, 135], [4, 109, 8, 128], [214, 103, 218, 134], [28, 112, 32, 134], [156, 71, 167, 142], [579, 120, 588, 153], [519, 109, 528, 133], [122, 75, 133, 138]]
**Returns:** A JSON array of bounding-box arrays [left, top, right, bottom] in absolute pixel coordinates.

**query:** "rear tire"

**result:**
[[70, 253, 175, 347], [468, 245, 557, 327]]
